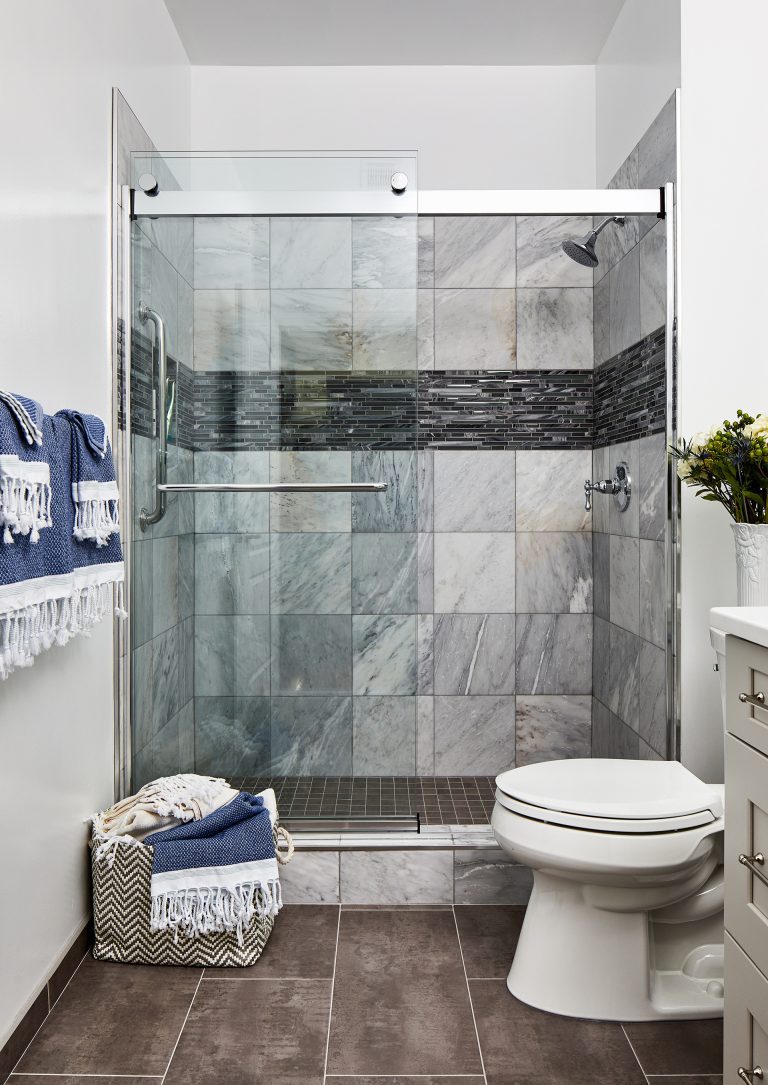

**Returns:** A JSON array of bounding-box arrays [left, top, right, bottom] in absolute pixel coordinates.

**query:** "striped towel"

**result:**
[[0, 395, 51, 544], [55, 410, 119, 547]]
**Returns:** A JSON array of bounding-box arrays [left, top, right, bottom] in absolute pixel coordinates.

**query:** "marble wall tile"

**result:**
[[608, 623, 641, 730], [154, 445, 193, 541], [417, 695, 435, 773], [141, 214, 194, 288], [149, 247, 180, 363], [270, 450, 351, 532], [454, 850, 533, 905], [178, 534, 194, 622], [608, 245, 641, 356], [418, 216, 435, 287], [352, 533, 417, 614], [640, 539, 666, 648], [152, 535, 179, 636], [195, 533, 270, 614], [132, 539, 154, 647], [515, 695, 592, 766], [515, 532, 592, 614], [637, 639, 667, 756], [591, 697, 640, 759], [434, 216, 516, 288], [515, 450, 591, 532], [177, 700, 196, 774], [177, 276, 193, 370], [592, 616, 610, 706], [194, 289, 270, 371], [609, 535, 640, 634], [131, 640, 154, 752], [638, 433, 667, 542], [280, 850, 340, 904], [352, 289, 417, 371], [352, 215, 417, 288], [195, 615, 234, 697], [270, 695, 353, 774], [434, 614, 516, 695], [352, 450, 417, 531], [180, 617, 195, 706], [352, 696, 417, 774], [271, 288, 353, 370], [153, 623, 182, 729], [434, 695, 515, 775], [417, 449, 434, 533], [231, 697, 271, 775], [193, 216, 269, 290], [417, 288, 435, 369], [340, 850, 453, 905], [418, 532, 434, 613], [352, 614, 417, 694], [516, 288, 593, 370], [591, 445, 610, 533], [593, 274, 610, 367], [234, 614, 271, 697], [639, 220, 667, 338], [270, 216, 352, 288], [272, 533, 352, 614], [194, 451, 270, 534], [434, 533, 516, 613], [593, 531, 610, 620], [595, 147, 641, 282], [434, 450, 515, 531], [638, 93, 677, 189], [434, 288, 516, 370], [417, 614, 434, 694], [515, 613, 592, 695], [272, 615, 352, 695], [194, 696, 235, 775], [517, 215, 593, 288], [149, 711, 180, 780], [608, 440, 640, 538], [132, 434, 155, 540]]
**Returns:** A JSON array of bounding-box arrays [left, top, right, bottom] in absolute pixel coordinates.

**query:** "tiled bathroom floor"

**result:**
[[6, 906, 723, 1084]]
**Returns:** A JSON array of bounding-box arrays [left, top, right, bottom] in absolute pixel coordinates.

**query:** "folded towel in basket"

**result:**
[[55, 409, 119, 547], [144, 792, 281, 944], [93, 774, 240, 843]]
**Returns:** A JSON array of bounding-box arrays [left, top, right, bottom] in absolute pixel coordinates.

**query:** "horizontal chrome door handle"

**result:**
[[739, 691, 766, 707], [737, 1067, 763, 1083], [739, 852, 768, 888]]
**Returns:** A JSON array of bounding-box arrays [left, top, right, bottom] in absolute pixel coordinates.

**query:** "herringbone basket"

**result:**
[[91, 830, 283, 967]]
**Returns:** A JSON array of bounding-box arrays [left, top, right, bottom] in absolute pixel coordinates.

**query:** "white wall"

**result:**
[[596, 0, 681, 184], [191, 65, 597, 189], [0, 0, 190, 1048], [678, 0, 768, 782]]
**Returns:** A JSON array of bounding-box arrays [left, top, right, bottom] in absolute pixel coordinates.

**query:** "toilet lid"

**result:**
[[495, 759, 723, 822]]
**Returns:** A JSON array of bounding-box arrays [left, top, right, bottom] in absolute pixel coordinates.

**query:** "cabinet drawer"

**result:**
[[726, 636, 768, 755], [725, 734, 768, 977], [724, 932, 768, 1085]]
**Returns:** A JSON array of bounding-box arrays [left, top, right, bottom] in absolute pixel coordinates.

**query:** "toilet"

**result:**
[[491, 626, 728, 1022]]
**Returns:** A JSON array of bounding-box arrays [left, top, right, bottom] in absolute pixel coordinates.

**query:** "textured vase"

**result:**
[[731, 523, 768, 605]]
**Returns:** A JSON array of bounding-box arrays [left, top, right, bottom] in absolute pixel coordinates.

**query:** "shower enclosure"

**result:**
[[117, 121, 679, 828]]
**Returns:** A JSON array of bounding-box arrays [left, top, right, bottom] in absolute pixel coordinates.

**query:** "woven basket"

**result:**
[[91, 825, 292, 967]]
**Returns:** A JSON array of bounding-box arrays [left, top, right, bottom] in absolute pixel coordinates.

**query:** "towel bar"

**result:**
[[157, 482, 387, 493]]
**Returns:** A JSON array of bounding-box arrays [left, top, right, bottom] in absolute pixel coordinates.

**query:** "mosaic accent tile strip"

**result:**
[[130, 330, 195, 450], [593, 326, 666, 447]]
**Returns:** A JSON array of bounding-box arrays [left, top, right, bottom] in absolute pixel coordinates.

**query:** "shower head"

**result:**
[[561, 216, 626, 268]]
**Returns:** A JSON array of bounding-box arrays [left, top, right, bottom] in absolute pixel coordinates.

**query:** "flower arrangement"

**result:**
[[672, 410, 768, 523]]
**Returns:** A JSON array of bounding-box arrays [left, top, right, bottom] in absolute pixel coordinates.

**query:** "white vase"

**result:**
[[731, 522, 768, 605]]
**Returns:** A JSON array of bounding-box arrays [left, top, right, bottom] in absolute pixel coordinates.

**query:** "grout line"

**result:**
[[451, 906, 488, 1085], [322, 905, 342, 1084], [621, 1024, 650, 1085], [160, 970, 204, 1084]]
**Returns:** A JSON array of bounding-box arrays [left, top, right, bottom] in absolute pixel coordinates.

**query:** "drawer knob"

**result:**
[[737, 1068, 763, 1083], [739, 691, 766, 707]]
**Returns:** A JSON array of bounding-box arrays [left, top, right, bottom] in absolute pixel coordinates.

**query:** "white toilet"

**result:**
[[491, 627, 728, 1022]]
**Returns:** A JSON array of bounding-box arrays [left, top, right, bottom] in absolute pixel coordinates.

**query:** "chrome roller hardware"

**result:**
[[584, 461, 632, 513], [739, 691, 765, 708], [737, 1068, 763, 1083]]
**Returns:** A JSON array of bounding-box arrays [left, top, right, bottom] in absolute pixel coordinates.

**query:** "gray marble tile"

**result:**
[[150, 710, 180, 779], [153, 444, 192, 541], [270, 450, 351, 532], [418, 216, 435, 287], [153, 623, 182, 728], [515, 532, 592, 614], [434, 695, 515, 775], [272, 615, 352, 695], [516, 215, 593, 287], [152, 535, 179, 636], [352, 215, 418, 287], [639, 219, 667, 338], [638, 432, 667, 542], [640, 538, 666, 648], [148, 247, 180, 363], [454, 850, 532, 905], [195, 615, 234, 697], [592, 697, 640, 759], [434, 614, 516, 695], [418, 532, 434, 613], [434, 450, 515, 531], [593, 273, 610, 367], [193, 289, 270, 371], [637, 639, 667, 756], [434, 215, 516, 287], [608, 439, 640, 538], [417, 287, 435, 369], [280, 850, 340, 904], [131, 434, 155, 540], [234, 614, 271, 697], [352, 533, 417, 614], [271, 288, 353, 370], [194, 451, 270, 534], [608, 623, 641, 730], [593, 616, 610, 706], [515, 695, 592, 767], [417, 449, 434, 533], [417, 695, 435, 773], [272, 532, 351, 614], [177, 700, 196, 774], [515, 450, 591, 532], [195, 533, 270, 614], [231, 697, 271, 776], [590, 445, 610, 534], [131, 640, 154, 752], [270, 695, 353, 774], [516, 288, 593, 370], [193, 216, 269, 289], [194, 696, 235, 775], [639, 738, 664, 761], [352, 450, 417, 531], [593, 531, 610, 620], [638, 93, 677, 188], [609, 534, 640, 634], [434, 288, 516, 370], [340, 850, 453, 905], [177, 275, 193, 370], [180, 617, 194, 706], [515, 614, 592, 695], [352, 614, 417, 694], [352, 695, 417, 774], [270, 216, 352, 288], [417, 613, 434, 694], [352, 288, 417, 371], [608, 245, 641, 356], [132, 539, 154, 647], [434, 533, 516, 613], [594, 147, 641, 282]]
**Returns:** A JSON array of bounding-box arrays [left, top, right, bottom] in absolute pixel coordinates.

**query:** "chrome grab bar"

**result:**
[[139, 304, 168, 531], [157, 482, 388, 493]]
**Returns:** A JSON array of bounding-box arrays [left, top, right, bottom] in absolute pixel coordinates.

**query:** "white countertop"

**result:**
[[710, 607, 768, 650]]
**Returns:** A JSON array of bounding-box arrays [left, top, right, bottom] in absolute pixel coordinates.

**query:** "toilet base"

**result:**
[[507, 872, 724, 1021]]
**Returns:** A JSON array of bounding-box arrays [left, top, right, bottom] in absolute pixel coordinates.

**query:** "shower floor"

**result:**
[[236, 775, 497, 826]]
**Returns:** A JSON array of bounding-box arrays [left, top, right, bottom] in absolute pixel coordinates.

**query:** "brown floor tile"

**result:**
[[204, 905, 339, 979], [327, 909, 483, 1077], [47, 924, 91, 1007], [455, 905, 525, 978], [14, 957, 201, 1077], [645, 1079, 723, 1084], [0, 987, 48, 1081], [8, 1078, 162, 1083], [623, 1019, 724, 1075], [326, 1079, 483, 1083], [163, 978, 331, 1085], [470, 980, 646, 1085]]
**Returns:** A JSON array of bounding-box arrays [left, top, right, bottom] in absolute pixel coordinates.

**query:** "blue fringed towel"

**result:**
[[144, 792, 281, 944], [0, 393, 50, 543], [56, 409, 120, 547]]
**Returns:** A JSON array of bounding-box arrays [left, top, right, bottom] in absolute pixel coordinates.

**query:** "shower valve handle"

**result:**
[[584, 478, 619, 511]]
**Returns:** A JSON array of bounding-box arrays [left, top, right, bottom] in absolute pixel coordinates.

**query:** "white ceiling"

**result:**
[[164, 0, 626, 66]]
